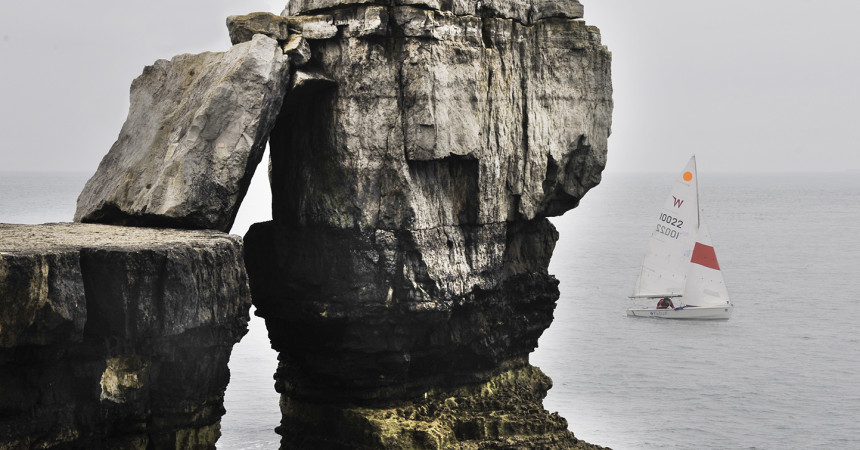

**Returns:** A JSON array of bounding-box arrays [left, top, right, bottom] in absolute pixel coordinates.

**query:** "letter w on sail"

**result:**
[[672, 196, 684, 208]]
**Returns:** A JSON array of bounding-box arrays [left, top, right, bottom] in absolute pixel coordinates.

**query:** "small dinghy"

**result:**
[[627, 156, 733, 320]]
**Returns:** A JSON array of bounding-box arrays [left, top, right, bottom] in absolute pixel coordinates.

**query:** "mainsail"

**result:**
[[631, 156, 700, 298]]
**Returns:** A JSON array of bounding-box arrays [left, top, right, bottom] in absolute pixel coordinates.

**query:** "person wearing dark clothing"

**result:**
[[657, 297, 675, 309]]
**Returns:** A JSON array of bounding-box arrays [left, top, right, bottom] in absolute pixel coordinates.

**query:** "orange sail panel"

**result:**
[[690, 242, 720, 270]]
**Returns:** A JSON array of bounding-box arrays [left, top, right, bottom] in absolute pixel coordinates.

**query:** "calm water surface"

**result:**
[[532, 172, 860, 449], [3, 171, 858, 449]]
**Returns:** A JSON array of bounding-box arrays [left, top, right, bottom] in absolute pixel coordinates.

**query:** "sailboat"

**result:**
[[626, 156, 733, 320]]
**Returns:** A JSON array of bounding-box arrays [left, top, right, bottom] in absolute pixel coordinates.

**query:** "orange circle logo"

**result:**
[[683, 171, 693, 182]]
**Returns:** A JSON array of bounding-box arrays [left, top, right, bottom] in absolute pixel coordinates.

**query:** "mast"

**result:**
[[693, 155, 700, 227]]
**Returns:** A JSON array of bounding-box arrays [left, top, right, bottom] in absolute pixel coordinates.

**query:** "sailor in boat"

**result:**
[[656, 297, 675, 309]]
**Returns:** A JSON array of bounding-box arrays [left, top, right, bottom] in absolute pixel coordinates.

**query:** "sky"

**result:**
[[0, 0, 858, 174]]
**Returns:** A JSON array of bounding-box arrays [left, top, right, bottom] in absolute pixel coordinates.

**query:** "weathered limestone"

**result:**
[[74, 34, 290, 232], [266, 8, 610, 230], [280, 365, 605, 449], [244, 0, 612, 447], [282, 35, 312, 66], [285, 0, 585, 24], [227, 12, 291, 45], [0, 223, 251, 449]]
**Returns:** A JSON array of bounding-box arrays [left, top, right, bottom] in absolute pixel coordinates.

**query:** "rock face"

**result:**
[[0, 223, 251, 449], [244, 0, 612, 447], [74, 34, 290, 232], [279, 365, 604, 449]]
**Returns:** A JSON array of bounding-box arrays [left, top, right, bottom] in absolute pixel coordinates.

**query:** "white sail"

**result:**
[[631, 156, 700, 298], [627, 156, 733, 319], [682, 222, 731, 307]]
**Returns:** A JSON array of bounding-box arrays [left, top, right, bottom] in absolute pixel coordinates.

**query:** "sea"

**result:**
[[2, 169, 859, 450]]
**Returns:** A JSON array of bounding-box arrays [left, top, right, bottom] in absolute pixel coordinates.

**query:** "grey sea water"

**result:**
[[533, 171, 860, 450], [2, 170, 858, 449]]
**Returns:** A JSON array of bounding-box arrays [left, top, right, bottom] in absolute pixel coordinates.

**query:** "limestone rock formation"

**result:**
[[9, 0, 613, 447], [74, 34, 290, 232], [244, 0, 612, 447], [280, 365, 606, 449], [227, 12, 291, 45], [0, 223, 251, 449]]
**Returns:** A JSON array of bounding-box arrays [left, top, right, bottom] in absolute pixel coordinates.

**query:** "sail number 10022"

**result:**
[[656, 224, 680, 239], [655, 213, 684, 239], [659, 213, 684, 228]]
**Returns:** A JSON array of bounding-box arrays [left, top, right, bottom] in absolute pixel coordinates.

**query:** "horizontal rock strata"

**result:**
[[246, 219, 559, 398], [280, 365, 606, 449], [0, 223, 251, 449], [74, 34, 290, 232]]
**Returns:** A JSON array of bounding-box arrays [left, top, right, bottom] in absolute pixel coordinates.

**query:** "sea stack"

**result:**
[[244, 0, 612, 447]]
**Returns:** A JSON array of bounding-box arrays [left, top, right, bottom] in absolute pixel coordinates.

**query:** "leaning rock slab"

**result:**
[[0, 223, 251, 449], [74, 34, 290, 232]]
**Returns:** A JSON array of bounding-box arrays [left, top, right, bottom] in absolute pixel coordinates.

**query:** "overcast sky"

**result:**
[[1, 0, 858, 174]]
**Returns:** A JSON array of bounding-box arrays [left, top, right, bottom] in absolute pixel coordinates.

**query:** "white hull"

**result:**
[[626, 305, 733, 320]]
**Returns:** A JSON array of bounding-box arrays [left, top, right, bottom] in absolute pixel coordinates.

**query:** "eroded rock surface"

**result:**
[[0, 223, 251, 449], [74, 34, 290, 232], [227, 12, 291, 45], [285, 0, 585, 25], [280, 365, 606, 449], [244, 0, 612, 447]]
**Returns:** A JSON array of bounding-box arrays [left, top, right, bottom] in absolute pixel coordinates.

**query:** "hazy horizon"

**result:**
[[2, 0, 858, 174]]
